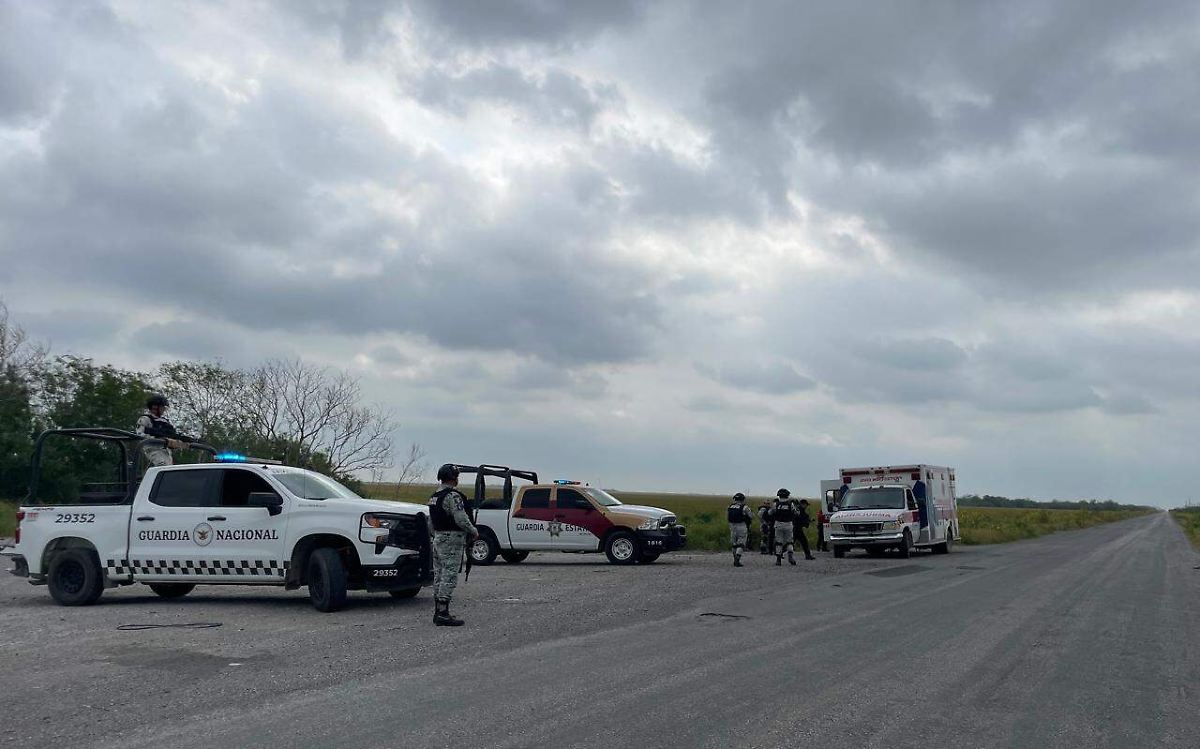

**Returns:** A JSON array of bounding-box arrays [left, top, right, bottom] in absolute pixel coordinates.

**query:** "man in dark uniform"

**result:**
[[757, 500, 774, 555], [428, 464, 479, 627], [795, 499, 816, 560]]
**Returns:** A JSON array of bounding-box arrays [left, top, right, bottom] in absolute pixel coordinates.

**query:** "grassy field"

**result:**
[[957, 506, 1151, 545], [1170, 508, 1200, 549]]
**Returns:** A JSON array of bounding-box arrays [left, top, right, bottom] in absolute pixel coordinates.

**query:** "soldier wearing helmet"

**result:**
[[726, 492, 753, 567], [757, 500, 774, 555], [771, 488, 799, 566], [135, 394, 196, 468], [427, 463, 479, 627]]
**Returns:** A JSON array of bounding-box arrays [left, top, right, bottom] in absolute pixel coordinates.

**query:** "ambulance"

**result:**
[[824, 465, 958, 558]]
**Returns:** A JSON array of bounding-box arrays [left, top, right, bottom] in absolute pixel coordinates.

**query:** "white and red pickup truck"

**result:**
[[3, 427, 433, 611]]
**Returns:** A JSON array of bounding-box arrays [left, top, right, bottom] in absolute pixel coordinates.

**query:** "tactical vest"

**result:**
[[727, 502, 748, 525], [428, 487, 465, 532], [143, 412, 179, 439], [773, 500, 795, 523]]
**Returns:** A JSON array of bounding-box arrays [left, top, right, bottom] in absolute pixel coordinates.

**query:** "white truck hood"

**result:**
[[321, 497, 428, 516], [613, 504, 674, 520]]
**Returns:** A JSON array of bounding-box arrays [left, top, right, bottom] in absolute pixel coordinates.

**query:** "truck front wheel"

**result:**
[[605, 531, 641, 565], [897, 529, 913, 559], [308, 548, 349, 612], [833, 546, 846, 559], [470, 534, 499, 565], [149, 583, 195, 599], [48, 548, 105, 606]]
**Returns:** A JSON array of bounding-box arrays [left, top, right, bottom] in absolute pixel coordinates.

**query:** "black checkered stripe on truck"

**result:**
[[105, 559, 288, 577]]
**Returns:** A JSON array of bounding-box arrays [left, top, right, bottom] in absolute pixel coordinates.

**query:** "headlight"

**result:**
[[363, 513, 402, 529], [638, 518, 669, 530]]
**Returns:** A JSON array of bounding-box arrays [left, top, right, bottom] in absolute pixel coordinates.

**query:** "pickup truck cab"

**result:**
[[459, 466, 686, 565], [4, 428, 433, 612]]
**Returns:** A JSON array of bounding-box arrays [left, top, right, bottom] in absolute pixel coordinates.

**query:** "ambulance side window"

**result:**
[[520, 489, 550, 509]]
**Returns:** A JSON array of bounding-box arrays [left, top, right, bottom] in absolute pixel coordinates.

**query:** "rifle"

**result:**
[[463, 493, 479, 582]]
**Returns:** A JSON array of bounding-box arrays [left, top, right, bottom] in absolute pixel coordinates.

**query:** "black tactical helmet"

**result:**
[[733, 492, 746, 502], [436, 464, 460, 483], [777, 488, 791, 498], [146, 394, 169, 409]]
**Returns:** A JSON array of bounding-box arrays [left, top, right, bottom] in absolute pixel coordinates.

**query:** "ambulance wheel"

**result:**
[[149, 583, 195, 599], [934, 528, 954, 555], [48, 548, 104, 606], [470, 534, 499, 565], [605, 531, 641, 565], [639, 552, 661, 564], [308, 547, 348, 612], [500, 550, 529, 564], [896, 530, 913, 559], [389, 587, 421, 599], [833, 546, 846, 559]]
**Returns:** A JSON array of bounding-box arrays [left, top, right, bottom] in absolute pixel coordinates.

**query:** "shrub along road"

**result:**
[[1, 512, 1196, 748]]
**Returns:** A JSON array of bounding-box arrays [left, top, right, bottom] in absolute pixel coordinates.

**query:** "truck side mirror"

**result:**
[[248, 491, 284, 516]]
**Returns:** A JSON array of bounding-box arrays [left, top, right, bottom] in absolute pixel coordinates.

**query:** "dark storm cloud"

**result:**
[[698, 361, 816, 396], [411, 63, 621, 132], [0, 8, 661, 366], [407, 0, 641, 46], [685, 0, 1200, 289]]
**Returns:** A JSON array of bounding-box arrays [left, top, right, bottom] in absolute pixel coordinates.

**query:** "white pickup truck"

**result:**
[[457, 465, 687, 566], [4, 427, 433, 612]]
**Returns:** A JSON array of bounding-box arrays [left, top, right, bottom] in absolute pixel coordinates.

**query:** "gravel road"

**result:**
[[2, 512, 1197, 748]]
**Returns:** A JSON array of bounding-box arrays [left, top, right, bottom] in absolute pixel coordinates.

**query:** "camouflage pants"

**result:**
[[729, 525, 749, 548], [142, 445, 173, 467], [774, 522, 795, 552], [432, 531, 466, 601]]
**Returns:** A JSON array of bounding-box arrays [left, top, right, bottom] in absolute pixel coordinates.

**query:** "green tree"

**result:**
[[0, 365, 35, 499]]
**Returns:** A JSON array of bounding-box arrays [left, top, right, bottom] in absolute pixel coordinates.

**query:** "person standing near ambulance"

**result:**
[[795, 499, 816, 560], [428, 464, 479, 627], [757, 500, 774, 555], [727, 493, 753, 567]]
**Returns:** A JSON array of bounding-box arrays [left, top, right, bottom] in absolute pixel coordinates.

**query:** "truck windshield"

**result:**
[[840, 487, 907, 510], [584, 488, 623, 507], [274, 471, 361, 500]]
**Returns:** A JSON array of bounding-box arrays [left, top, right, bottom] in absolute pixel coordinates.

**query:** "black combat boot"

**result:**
[[775, 554, 782, 566], [433, 598, 464, 627], [788, 551, 797, 566]]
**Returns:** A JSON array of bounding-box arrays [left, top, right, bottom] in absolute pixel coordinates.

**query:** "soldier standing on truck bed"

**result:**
[[771, 489, 799, 566], [727, 493, 753, 567], [428, 464, 479, 627], [135, 394, 196, 467], [757, 500, 774, 555]]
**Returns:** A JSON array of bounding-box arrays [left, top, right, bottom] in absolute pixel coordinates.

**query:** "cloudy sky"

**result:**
[[2, 1, 1197, 504]]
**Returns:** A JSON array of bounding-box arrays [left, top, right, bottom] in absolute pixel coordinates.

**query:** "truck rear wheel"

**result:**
[[48, 548, 104, 606], [500, 550, 529, 564], [308, 548, 348, 612], [605, 531, 641, 565], [897, 529, 913, 559], [470, 534, 499, 565], [149, 583, 195, 599]]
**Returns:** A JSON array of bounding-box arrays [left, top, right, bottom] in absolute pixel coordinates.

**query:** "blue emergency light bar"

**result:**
[[554, 479, 581, 485], [215, 453, 247, 463]]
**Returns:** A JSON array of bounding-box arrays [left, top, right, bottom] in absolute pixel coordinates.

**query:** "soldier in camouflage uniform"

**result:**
[[757, 500, 774, 554], [726, 493, 753, 567], [771, 488, 799, 566], [135, 394, 195, 468], [428, 464, 479, 627]]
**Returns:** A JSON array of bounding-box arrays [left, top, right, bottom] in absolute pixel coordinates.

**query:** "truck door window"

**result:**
[[906, 490, 918, 511], [150, 470, 218, 507], [556, 489, 593, 511], [520, 489, 551, 509], [219, 469, 275, 507]]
